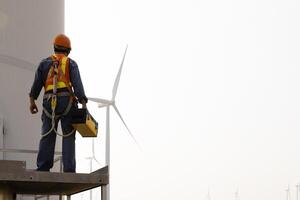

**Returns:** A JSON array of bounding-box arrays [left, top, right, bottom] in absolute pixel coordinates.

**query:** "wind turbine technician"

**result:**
[[29, 34, 88, 172]]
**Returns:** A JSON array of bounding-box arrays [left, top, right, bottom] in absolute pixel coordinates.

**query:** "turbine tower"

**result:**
[[86, 139, 101, 200], [88, 46, 139, 200], [296, 184, 300, 200], [207, 190, 211, 200], [206, 188, 211, 200], [286, 185, 291, 200], [235, 189, 239, 200]]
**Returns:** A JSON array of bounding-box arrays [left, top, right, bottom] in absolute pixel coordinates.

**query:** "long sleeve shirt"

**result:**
[[29, 56, 88, 103]]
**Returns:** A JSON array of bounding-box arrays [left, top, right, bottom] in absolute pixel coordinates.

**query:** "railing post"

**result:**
[[59, 156, 63, 200], [101, 185, 108, 200]]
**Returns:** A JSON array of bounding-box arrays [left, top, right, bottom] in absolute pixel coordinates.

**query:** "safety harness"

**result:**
[[41, 54, 76, 138]]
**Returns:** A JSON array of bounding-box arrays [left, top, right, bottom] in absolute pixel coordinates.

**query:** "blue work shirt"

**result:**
[[29, 55, 87, 103]]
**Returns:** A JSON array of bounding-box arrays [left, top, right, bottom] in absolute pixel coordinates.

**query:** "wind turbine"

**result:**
[[85, 139, 101, 200], [206, 188, 211, 200], [296, 183, 300, 200], [286, 185, 291, 200], [234, 189, 239, 200], [88, 46, 139, 200]]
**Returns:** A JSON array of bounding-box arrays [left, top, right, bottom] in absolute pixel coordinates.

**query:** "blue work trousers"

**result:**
[[37, 96, 77, 172]]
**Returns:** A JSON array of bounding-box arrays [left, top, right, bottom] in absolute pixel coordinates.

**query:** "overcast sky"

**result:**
[[66, 0, 300, 200]]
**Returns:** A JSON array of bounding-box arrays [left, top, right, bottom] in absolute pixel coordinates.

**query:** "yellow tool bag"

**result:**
[[71, 108, 98, 137]]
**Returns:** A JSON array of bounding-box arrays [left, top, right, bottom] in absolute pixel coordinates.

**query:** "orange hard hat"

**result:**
[[53, 34, 71, 49]]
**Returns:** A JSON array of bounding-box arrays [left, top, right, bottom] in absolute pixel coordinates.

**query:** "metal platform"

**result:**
[[0, 160, 108, 196]]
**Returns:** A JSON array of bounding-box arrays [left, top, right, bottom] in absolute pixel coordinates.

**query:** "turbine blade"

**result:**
[[90, 139, 102, 166], [112, 104, 142, 150], [85, 156, 101, 167], [93, 156, 101, 166], [112, 45, 128, 100], [98, 104, 108, 108], [88, 97, 111, 105]]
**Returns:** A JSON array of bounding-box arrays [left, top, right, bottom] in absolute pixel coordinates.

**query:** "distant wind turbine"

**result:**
[[235, 189, 239, 200], [206, 188, 211, 200], [296, 184, 300, 200], [85, 139, 101, 200], [286, 185, 291, 200]]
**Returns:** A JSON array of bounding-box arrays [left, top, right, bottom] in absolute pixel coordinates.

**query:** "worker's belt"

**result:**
[[43, 92, 71, 101], [42, 91, 73, 119]]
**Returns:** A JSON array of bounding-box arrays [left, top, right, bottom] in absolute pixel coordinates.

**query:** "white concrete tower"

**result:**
[[0, 0, 64, 169]]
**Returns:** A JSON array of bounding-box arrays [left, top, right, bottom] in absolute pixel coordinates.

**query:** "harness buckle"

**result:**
[[51, 96, 57, 110]]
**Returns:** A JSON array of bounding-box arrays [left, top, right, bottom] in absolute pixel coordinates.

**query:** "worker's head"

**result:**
[[53, 34, 71, 55]]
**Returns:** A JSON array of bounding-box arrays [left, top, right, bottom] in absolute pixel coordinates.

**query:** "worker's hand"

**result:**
[[30, 103, 38, 114]]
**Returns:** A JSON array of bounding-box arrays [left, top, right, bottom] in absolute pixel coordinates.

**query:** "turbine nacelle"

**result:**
[[90, 100, 115, 108], [97, 103, 108, 108]]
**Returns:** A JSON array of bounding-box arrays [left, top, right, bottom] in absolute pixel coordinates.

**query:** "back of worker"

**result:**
[[29, 34, 87, 172]]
